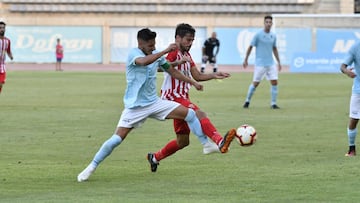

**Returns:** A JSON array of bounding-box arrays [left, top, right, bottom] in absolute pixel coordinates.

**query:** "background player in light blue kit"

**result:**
[[242, 15, 282, 109], [340, 41, 360, 157]]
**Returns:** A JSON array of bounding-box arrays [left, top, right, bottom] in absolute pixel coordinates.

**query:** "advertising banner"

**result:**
[[7, 26, 102, 63], [215, 28, 312, 66], [111, 27, 206, 63]]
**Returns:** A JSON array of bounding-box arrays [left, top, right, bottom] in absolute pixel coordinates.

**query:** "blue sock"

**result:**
[[245, 84, 256, 102], [348, 128, 357, 146], [184, 109, 208, 145], [91, 134, 122, 167], [271, 85, 278, 105]]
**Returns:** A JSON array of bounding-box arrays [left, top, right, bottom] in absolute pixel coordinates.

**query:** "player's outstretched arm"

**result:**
[[136, 43, 177, 66], [191, 66, 230, 82], [167, 66, 203, 91]]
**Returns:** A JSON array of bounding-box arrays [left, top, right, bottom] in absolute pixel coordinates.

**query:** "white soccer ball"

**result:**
[[235, 124, 257, 146]]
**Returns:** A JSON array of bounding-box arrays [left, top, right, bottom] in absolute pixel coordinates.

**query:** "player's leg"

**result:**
[[267, 65, 280, 109], [209, 56, 217, 73], [0, 72, 6, 94], [77, 127, 132, 182], [78, 107, 147, 182], [346, 94, 360, 156], [168, 105, 235, 153], [346, 119, 358, 156], [59, 58, 63, 71], [55, 58, 59, 71], [149, 119, 190, 170], [201, 56, 208, 73], [243, 66, 264, 108]]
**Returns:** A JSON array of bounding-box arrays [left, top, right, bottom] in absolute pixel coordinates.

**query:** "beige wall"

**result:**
[[0, 0, 356, 64]]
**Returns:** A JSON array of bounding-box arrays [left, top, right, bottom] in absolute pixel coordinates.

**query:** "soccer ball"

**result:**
[[235, 124, 257, 146]]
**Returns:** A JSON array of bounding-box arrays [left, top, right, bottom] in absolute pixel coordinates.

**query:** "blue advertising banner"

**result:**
[[7, 26, 102, 63], [317, 29, 360, 54], [290, 52, 346, 73], [215, 28, 312, 66], [110, 27, 206, 63]]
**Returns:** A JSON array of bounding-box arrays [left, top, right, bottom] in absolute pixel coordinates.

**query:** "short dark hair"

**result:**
[[264, 15, 273, 21], [0, 21, 6, 26], [137, 28, 157, 41], [175, 23, 195, 38]]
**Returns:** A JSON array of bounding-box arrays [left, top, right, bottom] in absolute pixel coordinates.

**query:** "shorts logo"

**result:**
[[122, 119, 131, 123]]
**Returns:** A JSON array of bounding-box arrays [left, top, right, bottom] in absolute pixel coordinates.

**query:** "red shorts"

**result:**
[[0, 72, 6, 84], [172, 98, 200, 135]]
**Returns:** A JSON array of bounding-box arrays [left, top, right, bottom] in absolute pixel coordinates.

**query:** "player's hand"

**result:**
[[165, 43, 178, 53], [346, 67, 357, 78], [193, 82, 203, 91], [243, 61, 248, 69], [213, 72, 230, 79]]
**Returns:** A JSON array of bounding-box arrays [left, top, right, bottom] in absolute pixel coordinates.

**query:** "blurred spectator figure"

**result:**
[[0, 21, 13, 94], [201, 32, 219, 73], [55, 38, 63, 71]]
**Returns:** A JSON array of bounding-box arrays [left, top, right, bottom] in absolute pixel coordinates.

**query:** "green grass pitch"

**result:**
[[1, 70, 360, 202]]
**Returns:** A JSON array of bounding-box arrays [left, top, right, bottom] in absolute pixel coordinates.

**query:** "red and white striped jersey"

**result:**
[[161, 49, 196, 100], [0, 37, 12, 73]]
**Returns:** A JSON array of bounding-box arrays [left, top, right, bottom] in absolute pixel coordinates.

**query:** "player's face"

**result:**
[[178, 33, 194, 52], [0, 24, 5, 37], [264, 19, 273, 31], [211, 32, 217, 39], [139, 38, 156, 55]]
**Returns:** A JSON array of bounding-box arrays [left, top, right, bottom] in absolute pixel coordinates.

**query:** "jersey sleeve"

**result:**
[[166, 50, 177, 62], [250, 33, 258, 47], [344, 45, 355, 66], [188, 53, 196, 67], [6, 39, 11, 54], [273, 34, 277, 48], [159, 55, 171, 71]]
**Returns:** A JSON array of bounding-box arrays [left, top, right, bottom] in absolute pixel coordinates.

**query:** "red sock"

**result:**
[[0, 86, 2, 93], [200, 118, 223, 145], [154, 139, 180, 162]]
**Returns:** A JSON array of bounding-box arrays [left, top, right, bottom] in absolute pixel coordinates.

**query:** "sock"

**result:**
[[184, 109, 208, 145], [212, 63, 218, 73], [90, 134, 122, 168], [271, 85, 278, 105], [245, 84, 256, 102], [154, 139, 180, 162], [0, 86, 2, 93], [200, 118, 223, 145], [348, 128, 357, 146]]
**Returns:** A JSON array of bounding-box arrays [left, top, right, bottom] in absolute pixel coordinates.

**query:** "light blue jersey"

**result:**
[[251, 30, 277, 66], [344, 41, 360, 94], [123, 48, 168, 109]]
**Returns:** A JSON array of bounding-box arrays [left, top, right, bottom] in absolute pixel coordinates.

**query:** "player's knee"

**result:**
[[184, 108, 196, 122], [195, 110, 207, 120], [177, 137, 190, 148]]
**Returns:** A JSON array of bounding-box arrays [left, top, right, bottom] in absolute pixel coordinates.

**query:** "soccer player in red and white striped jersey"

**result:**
[[0, 21, 13, 94], [149, 23, 234, 164]]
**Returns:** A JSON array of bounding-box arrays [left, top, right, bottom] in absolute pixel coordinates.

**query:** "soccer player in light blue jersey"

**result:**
[[340, 41, 360, 157], [77, 28, 235, 182], [242, 15, 282, 109]]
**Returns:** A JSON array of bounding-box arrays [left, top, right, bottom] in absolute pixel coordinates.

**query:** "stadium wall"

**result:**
[[0, 0, 359, 73]]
